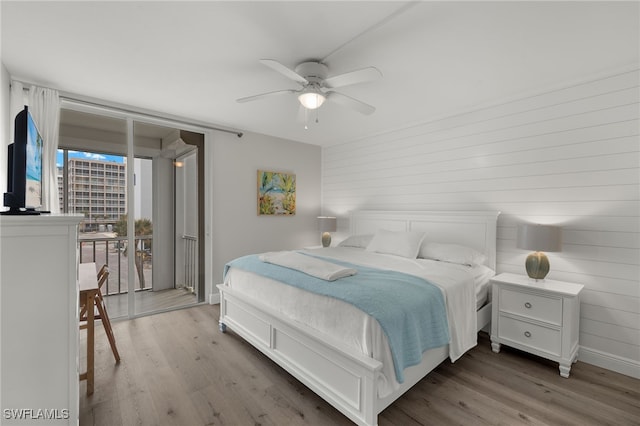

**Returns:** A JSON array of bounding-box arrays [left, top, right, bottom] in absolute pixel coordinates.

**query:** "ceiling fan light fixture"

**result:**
[[240, 59, 379, 115], [298, 88, 326, 110]]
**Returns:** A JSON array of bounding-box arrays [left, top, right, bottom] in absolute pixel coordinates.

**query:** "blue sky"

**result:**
[[56, 150, 125, 168]]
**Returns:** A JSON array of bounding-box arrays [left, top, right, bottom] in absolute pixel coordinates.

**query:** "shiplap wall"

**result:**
[[321, 69, 640, 378]]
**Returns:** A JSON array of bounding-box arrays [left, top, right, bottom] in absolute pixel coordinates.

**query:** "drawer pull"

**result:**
[[524, 331, 532, 338], [524, 302, 532, 309]]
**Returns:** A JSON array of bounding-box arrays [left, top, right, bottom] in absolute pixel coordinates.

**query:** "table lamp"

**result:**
[[517, 224, 562, 280], [318, 216, 337, 247]]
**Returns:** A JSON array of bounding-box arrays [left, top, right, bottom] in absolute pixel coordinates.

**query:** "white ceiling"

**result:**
[[2, 1, 638, 147]]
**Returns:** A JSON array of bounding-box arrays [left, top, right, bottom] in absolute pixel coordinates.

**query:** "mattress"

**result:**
[[222, 246, 494, 397]]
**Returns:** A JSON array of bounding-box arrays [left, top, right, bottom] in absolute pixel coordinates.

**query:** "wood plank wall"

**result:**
[[321, 68, 640, 378]]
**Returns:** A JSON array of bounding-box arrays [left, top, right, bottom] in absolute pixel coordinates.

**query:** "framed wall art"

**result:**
[[257, 170, 296, 215]]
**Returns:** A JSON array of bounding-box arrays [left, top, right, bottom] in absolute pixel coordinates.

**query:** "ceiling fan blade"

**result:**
[[236, 89, 296, 103], [323, 67, 382, 89], [325, 91, 376, 115], [259, 59, 308, 85]]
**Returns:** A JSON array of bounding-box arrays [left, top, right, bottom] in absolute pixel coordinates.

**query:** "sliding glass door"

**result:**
[[58, 107, 206, 318]]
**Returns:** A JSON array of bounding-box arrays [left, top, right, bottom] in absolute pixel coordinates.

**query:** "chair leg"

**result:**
[[95, 299, 120, 363]]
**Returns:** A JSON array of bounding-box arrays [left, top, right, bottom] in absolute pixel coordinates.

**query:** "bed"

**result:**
[[217, 210, 500, 426]]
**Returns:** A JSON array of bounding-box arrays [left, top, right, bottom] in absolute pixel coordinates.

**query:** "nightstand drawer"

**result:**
[[498, 315, 561, 356], [500, 288, 562, 325]]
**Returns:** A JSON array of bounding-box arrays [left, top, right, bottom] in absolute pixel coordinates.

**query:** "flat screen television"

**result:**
[[2, 106, 44, 215]]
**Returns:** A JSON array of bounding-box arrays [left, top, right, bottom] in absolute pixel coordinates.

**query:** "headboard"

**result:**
[[349, 210, 501, 270]]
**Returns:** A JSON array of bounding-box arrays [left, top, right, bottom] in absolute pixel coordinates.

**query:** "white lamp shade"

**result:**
[[318, 216, 337, 232], [517, 224, 562, 252], [298, 91, 326, 109]]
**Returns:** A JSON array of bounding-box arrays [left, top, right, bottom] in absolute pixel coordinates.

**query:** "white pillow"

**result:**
[[337, 234, 373, 248], [366, 229, 426, 259], [419, 242, 487, 266]]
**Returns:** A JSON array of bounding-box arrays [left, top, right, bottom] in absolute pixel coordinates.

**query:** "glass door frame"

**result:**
[[61, 98, 212, 319]]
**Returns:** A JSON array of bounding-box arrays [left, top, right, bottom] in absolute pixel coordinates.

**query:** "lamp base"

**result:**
[[525, 251, 550, 280], [321, 232, 331, 248]]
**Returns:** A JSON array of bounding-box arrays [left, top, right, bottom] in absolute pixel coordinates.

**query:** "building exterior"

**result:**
[[59, 157, 127, 231]]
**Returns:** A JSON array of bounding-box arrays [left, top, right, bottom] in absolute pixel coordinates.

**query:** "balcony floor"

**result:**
[[104, 288, 198, 318]]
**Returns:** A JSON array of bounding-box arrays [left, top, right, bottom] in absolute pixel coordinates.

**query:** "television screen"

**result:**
[[2, 106, 44, 215], [25, 112, 43, 209]]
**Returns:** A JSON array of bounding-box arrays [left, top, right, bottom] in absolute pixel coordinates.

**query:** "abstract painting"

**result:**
[[257, 170, 296, 215]]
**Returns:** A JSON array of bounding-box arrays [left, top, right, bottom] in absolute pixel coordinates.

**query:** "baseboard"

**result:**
[[579, 346, 640, 379], [209, 290, 220, 305]]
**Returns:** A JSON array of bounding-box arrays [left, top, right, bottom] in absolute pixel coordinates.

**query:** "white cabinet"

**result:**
[[1, 215, 82, 424], [490, 272, 584, 378]]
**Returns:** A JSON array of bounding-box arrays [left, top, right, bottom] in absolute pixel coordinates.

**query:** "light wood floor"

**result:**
[[80, 304, 640, 426]]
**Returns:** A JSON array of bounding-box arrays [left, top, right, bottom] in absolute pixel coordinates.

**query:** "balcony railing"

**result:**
[[79, 235, 152, 295], [181, 235, 198, 291]]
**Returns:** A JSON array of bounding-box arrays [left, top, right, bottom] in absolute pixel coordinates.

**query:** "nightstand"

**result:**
[[490, 272, 584, 378]]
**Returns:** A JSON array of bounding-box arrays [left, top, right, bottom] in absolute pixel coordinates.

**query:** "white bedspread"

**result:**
[[223, 247, 488, 397]]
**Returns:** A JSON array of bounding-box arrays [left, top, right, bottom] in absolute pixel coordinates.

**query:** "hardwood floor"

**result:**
[[80, 304, 640, 426]]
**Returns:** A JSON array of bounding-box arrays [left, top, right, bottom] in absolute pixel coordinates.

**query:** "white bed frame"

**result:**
[[217, 210, 500, 426]]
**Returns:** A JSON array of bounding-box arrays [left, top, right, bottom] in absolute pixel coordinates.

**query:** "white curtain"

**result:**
[[9, 81, 26, 137], [27, 86, 61, 213]]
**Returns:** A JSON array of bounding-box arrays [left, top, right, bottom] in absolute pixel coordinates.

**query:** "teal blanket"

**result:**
[[224, 253, 450, 383]]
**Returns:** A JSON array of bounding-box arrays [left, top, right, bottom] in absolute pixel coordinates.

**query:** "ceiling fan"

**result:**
[[237, 59, 382, 115]]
